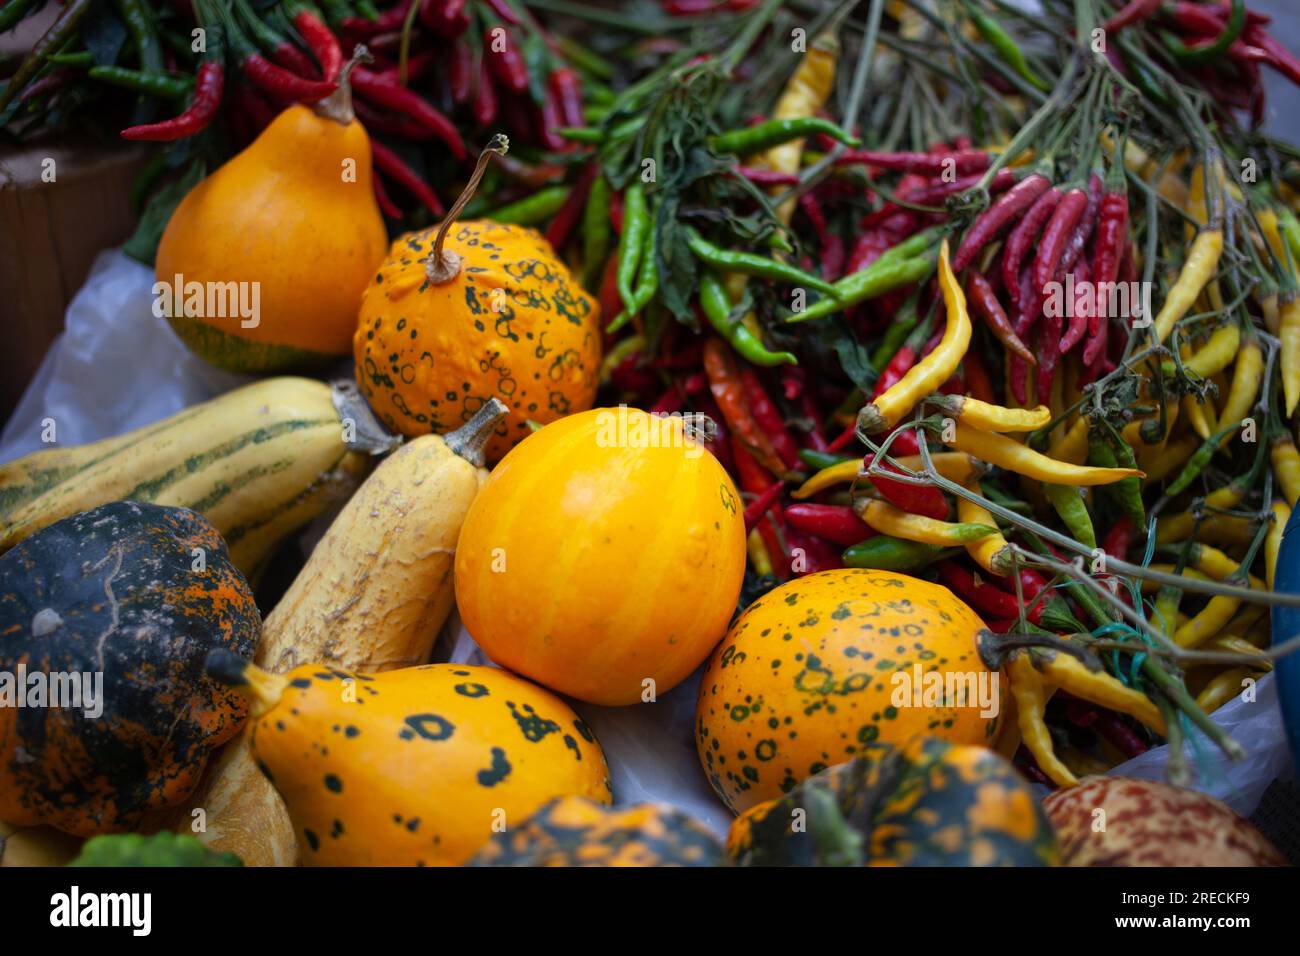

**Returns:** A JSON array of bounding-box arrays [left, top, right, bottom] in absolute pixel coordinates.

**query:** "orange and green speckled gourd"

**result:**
[[206, 653, 612, 866], [696, 568, 1000, 814], [155, 53, 387, 373], [354, 136, 601, 462]]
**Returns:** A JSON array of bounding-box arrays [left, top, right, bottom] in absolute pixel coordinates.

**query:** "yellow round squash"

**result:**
[[455, 406, 747, 705], [209, 655, 612, 866], [695, 568, 1000, 814]]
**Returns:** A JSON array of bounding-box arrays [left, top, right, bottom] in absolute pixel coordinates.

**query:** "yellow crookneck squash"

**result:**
[[206, 655, 612, 867], [177, 400, 509, 866], [354, 136, 601, 462], [156, 55, 387, 373]]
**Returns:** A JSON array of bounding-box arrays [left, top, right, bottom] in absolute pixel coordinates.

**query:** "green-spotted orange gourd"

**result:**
[[206, 654, 612, 866], [727, 737, 1059, 866], [696, 568, 999, 814], [455, 406, 747, 705], [0, 502, 258, 836], [354, 136, 601, 462], [468, 796, 725, 867], [156, 53, 387, 372]]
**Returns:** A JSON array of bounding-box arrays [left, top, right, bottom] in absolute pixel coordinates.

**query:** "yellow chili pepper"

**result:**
[[935, 394, 1051, 432], [957, 485, 1011, 575], [1035, 650, 1166, 734], [1266, 499, 1290, 590], [1152, 228, 1225, 343], [746, 527, 774, 577], [1257, 207, 1287, 262], [1281, 294, 1300, 416], [1186, 542, 1264, 588], [1215, 331, 1263, 446], [1153, 587, 1181, 641], [1142, 435, 1199, 484], [1258, 288, 1281, 335], [791, 452, 979, 499], [761, 29, 838, 225], [859, 240, 970, 433], [1006, 655, 1076, 788], [945, 421, 1143, 486], [1154, 483, 1248, 544], [1272, 434, 1300, 507], [1174, 594, 1241, 648], [1182, 322, 1240, 379], [1140, 565, 1214, 593], [1194, 668, 1255, 714], [1052, 415, 1090, 464], [1155, 512, 1255, 549], [857, 498, 995, 547], [1181, 393, 1217, 442], [1206, 633, 1270, 668]]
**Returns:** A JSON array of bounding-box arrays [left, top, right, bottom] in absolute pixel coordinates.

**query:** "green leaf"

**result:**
[[655, 195, 697, 323], [123, 158, 205, 266]]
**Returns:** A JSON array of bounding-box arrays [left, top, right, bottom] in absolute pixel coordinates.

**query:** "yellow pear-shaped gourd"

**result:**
[[156, 54, 387, 373]]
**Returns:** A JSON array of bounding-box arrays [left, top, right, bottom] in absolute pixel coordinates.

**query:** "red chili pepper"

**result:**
[[695, 392, 735, 473], [353, 67, 466, 159], [951, 172, 1050, 273], [371, 141, 443, 216], [744, 482, 785, 530], [1033, 186, 1087, 310], [836, 149, 989, 176], [234, 79, 277, 133], [785, 503, 874, 547], [372, 169, 402, 218], [379, 50, 437, 85], [448, 38, 473, 104], [891, 168, 1017, 215], [484, 26, 529, 94], [935, 561, 1023, 618], [1102, 515, 1135, 559], [784, 524, 844, 575], [549, 66, 585, 128], [536, 84, 569, 152], [354, 99, 430, 139], [966, 272, 1035, 365], [1058, 257, 1092, 355], [342, 0, 411, 36], [826, 426, 857, 452], [863, 454, 948, 520], [419, 0, 469, 35], [122, 61, 224, 141], [290, 7, 342, 83], [1102, 0, 1162, 32], [963, 349, 996, 405], [1002, 186, 1060, 316], [779, 365, 805, 401], [872, 345, 916, 399], [798, 192, 844, 278], [704, 339, 790, 479], [1093, 711, 1149, 759], [734, 166, 800, 186], [474, 51, 499, 126], [545, 165, 596, 250], [739, 368, 803, 471], [731, 437, 787, 579], [1084, 181, 1128, 366], [1058, 171, 1102, 274]]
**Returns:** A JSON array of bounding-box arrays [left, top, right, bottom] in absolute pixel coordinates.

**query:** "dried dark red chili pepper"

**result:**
[[474, 51, 499, 126], [1058, 171, 1102, 274], [836, 148, 989, 176], [951, 171, 1050, 273], [740, 367, 803, 471], [963, 349, 996, 405], [354, 99, 429, 139], [545, 164, 597, 250], [549, 66, 585, 128], [784, 524, 845, 575], [1059, 256, 1092, 355], [732, 438, 787, 579], [484, 26, 529, 94], [371, 141, 443, 216], [1002, 185, 1061, 315], [353, 67, 466, 158], [1084, 167, 1129, 366]]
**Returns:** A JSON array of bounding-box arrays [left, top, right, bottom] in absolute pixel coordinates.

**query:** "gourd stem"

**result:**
[[444, 397, 509, 467], [315, 44, 371, 126], [206, 651, 288, 719], [425, 134, 510, 285]]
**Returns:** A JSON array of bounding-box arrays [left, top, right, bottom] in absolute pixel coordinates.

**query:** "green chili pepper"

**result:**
[[1043, 483, 1096, 550], [870, 294, 920, 370], [708, 117, 861, 155], [1164, 420, 1241, 497], [87, 66, 193, 100], [1091, 437, 1147, 532], [1117, 39, 1170, 108], [0, 0, 97, 112], [130, 150, 170, 217], [842, 536, 949, 571], [559, 127, 605, 144], [557, 35, 616, 81], [485, 185, 571, 226], [115, 0, 164, 122], [1277, 205, 1300, 271], [698, 270, 798, 367], [686, 229, 841, 299], [787, 255, 935, 324], [798, 448, 855, 472], [48, 51, 94, 67], [964, 2, 1050, 93], [582, 173, 612, 291], [0, 0, 42, 35], [355, 0, 380, 19], [607, 227, 658, 333], [616, 181, 651, 316], [1162, 0, 1245, 66]]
